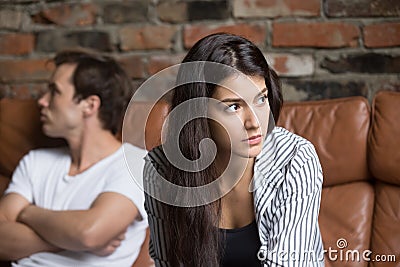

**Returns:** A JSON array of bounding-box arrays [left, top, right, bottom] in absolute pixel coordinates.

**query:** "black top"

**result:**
[[219, 220, 262, 267]]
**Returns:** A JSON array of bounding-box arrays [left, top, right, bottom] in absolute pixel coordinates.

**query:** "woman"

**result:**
[[143, 33, 324, 266]]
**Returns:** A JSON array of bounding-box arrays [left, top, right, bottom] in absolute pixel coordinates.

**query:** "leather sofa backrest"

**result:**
[[122, 100, 169, 151], [369, 90, 400, 185], [277, 97, 374, 267], [0, 99, 170, 178], [1, 92, 398, 267], [369, 91, 400, 267], [0, 98, 159, 267], [277, 96, 371, 187], [0, 98, 65, 178]]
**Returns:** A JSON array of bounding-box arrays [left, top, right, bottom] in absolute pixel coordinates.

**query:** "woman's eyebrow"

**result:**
[[219, 88, 267, 103], [219, 97, 243, 103], [256, 87, 268, 96]]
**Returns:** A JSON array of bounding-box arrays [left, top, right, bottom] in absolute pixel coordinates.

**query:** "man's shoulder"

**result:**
[[24, 146, 69, 162], [121, 143, 147, 159], [118, 143, 148, 179]]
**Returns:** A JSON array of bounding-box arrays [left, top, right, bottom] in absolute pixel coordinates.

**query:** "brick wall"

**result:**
[[0, 0, 399, 101]]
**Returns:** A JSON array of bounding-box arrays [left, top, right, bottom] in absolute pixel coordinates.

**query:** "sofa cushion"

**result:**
[[370, 182, 400, 267], [319, 182, 374, 267], [277, 97, 371, 187], [369, 90, 400, 267], [369, 90, 400, 185]]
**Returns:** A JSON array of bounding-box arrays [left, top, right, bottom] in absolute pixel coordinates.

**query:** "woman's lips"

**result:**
[[244, 134, 262, 145]]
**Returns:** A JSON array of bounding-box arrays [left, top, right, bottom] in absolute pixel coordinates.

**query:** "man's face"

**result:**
[[38, 63, 85, 138]]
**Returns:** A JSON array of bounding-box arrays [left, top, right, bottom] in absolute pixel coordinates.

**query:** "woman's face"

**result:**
[[208, 74, 270, 160]]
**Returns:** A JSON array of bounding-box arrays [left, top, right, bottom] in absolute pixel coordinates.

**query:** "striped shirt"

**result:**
[[144, 127, 325, 266]]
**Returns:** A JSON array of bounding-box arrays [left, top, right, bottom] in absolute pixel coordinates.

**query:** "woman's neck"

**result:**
[[214, 152, 255, 193], [216, 153, 256, 229]]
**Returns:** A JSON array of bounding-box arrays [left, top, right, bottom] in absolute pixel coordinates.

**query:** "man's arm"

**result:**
[[0, 193, 60, 261], [17, 192, 139, 252]]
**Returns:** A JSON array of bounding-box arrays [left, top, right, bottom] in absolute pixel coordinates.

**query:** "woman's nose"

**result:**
[[244, 108, 260, 130]]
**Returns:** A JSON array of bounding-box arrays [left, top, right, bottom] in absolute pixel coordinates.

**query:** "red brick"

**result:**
[[325, 0, 400, 17], [9, 83, 47, 99], [233, 0, 320, 18], [157, 2, 187, 23], [187, 1, 229, 21], [0, 59, 54, 82], [273, 56, 289, 73], [0, 10, 24, 30], [364, 23, 400, 48], [148, 54, 186, 75], [0, 33, 35, 55], [120, 25, 178, 51], [33, 3, 97, 26], [321, 53, 400, 74], [266, 54, 314, 77], [36, 30, 111, 52], [184, 23, 267, 48], [273, 22, 359, 48], [117, 55, 146, 79], [103, 2, 147, 23]]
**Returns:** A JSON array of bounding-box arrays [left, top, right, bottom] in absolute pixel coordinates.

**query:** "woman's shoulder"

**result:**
[[146, 145, 165, 162], [272, 127, 315, 150], [259, 127, 318, 166], [276, 127, 322, 190], [256, 127, 323, 195], [145, 145, 170, 173], [271, 127, 318, 162]]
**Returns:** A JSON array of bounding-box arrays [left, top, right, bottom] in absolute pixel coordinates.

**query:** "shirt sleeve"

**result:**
[[103, 169, 148, 222], [102, 145, 148, 221], [5, 151, 34, 203], [263, 144, 324, 267], [143, 153, 172, 267]]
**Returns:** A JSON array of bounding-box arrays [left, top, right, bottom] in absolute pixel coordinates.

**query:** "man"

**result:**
[[0, 50, 148, 266]]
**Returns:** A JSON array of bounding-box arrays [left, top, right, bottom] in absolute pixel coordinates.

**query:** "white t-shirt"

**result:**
[[5, 143, 148, 267]]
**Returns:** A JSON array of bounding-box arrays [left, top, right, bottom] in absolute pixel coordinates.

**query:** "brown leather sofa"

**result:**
[[278, 91, 399, 267], [0, 90, 399, 267]]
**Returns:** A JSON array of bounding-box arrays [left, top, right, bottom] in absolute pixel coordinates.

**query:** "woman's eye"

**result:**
[[225, 104, 240, 113], [256, 94, 267, 105]]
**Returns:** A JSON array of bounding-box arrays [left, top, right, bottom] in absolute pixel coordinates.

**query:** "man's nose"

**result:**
[[38, 91, 50, 108]]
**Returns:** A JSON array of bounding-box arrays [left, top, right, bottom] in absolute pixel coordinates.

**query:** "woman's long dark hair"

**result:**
[[163, 33, 283, 266]]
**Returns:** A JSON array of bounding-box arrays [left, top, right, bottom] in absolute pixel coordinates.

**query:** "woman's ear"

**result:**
[[82, 95, 101, 117]]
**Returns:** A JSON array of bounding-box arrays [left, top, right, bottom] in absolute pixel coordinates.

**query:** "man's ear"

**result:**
[[82, 95, 101, 117]]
